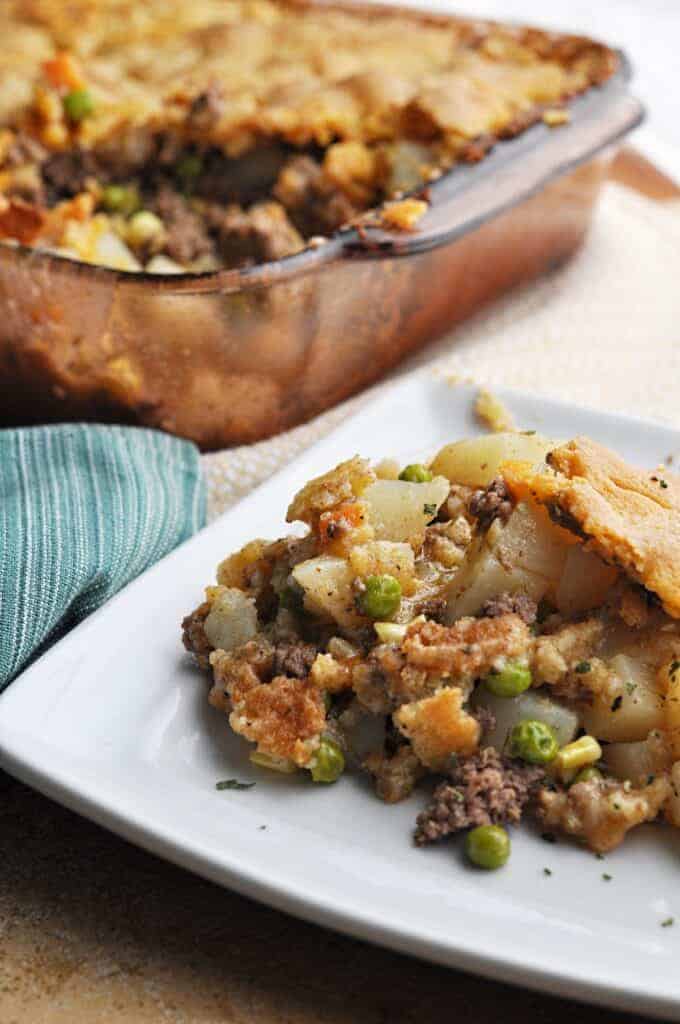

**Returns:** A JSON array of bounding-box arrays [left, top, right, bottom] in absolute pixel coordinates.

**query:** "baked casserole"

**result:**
[[183, 426, 680, 866], [0, 0, 618, 273]]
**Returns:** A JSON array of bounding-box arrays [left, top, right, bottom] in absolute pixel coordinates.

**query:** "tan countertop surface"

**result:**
[[2, 150, 679, 1024]]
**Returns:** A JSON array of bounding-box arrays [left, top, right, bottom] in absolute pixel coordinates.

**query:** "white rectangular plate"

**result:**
[[2, 373, 680, 1019]]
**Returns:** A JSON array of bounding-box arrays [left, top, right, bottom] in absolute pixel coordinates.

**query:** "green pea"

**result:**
[[310, 737, 345, 783], [176, 153, 204, 192], [100, 184, 141, 216], [508, 719, 559, 765], [399, 463, 433, 483], [465, 825, 510, 870], [358, 574, 402, 619], [63, 88, 95, 122], [572, 765, 602, 785], [484, 660, 532, 698]]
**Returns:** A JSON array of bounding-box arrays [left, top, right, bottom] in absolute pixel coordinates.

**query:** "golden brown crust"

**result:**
[[528, 437, 680, 618], [403, 614, 532, 683], [1, 1, 616, 158], [393, 688, 480, 770], [210, 642, 325, 765], [229, 674, 325, 766], [286, 456, 374, 527]]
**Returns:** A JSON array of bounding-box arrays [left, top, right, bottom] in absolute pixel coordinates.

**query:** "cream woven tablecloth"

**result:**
[[203, 182, 680, 521]]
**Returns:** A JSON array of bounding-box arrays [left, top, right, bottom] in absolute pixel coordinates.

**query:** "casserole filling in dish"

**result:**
[[1, 0, 616, 273], [183, 428, 680, 866]]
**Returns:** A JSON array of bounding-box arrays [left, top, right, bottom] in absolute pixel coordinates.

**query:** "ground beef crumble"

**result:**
[[153, 185, 215, 264], [414, 747, 545, 844], [273, 154, 358, 237], [272, 641, 318, 679], [205, 199, 303, 265], [181, 600, 213, 669], [482, 592, 538, 625], [468, 477, 514, 529]]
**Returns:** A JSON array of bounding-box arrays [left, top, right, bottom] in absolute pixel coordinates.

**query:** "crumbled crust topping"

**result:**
[[286, 456, 374, 526], [474, 389, 515, 433], [394, 687, 480, 770], [211, 641, 325, 765], [1, 1, 616, 157], [403, 614, 532, 685]]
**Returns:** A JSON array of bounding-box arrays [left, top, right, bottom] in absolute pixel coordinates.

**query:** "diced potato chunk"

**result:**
[[476, 689, 579, 752], [292, 555, 362, 629], [203, 587, 259, 652], [582, 653, 665, 742], [446, 502, 570, 620], [348, 540, 416, 594], [362, 476, 449, 548], [555, 545, 618, 616], [603, 731, 671, 784], [430, 432, 554, 488]]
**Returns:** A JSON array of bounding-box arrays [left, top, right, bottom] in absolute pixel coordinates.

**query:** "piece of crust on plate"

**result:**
[[522, 436, 680, 618]]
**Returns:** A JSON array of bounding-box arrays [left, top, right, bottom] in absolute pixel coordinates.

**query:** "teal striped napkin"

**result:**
[[0, 425, 205, 689]]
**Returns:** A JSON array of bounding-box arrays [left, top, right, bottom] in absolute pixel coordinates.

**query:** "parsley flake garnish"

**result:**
[[662, 917, 675, 928], [543, 867, 553, 876], [602, 873, 612, 882], [574, 661, 592, 674], [423, 502, 437, 517], [216, 779, 256, 791]]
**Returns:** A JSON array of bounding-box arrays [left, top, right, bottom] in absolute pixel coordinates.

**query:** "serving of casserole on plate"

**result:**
[[183, 402, 680, 864], [0, 0, 641, 446], [2, 377, 680, 1019]]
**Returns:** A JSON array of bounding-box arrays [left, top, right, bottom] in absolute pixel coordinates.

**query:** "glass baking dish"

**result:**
[[0, 6, 642, 450]]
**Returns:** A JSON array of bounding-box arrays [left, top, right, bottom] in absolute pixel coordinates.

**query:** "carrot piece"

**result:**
[[0, 199, 46, 244], [319, 502, 365, 545], [43, 52, 86, 91]]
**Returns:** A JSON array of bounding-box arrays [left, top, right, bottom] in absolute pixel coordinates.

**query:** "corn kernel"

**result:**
[[250, 750, 297, 774], [374, 614, 425, 645], [126, 210, 164, 248], [543, 108, 570, 127], [374, 621, 408, 644], [552, 735, 602, 782]]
